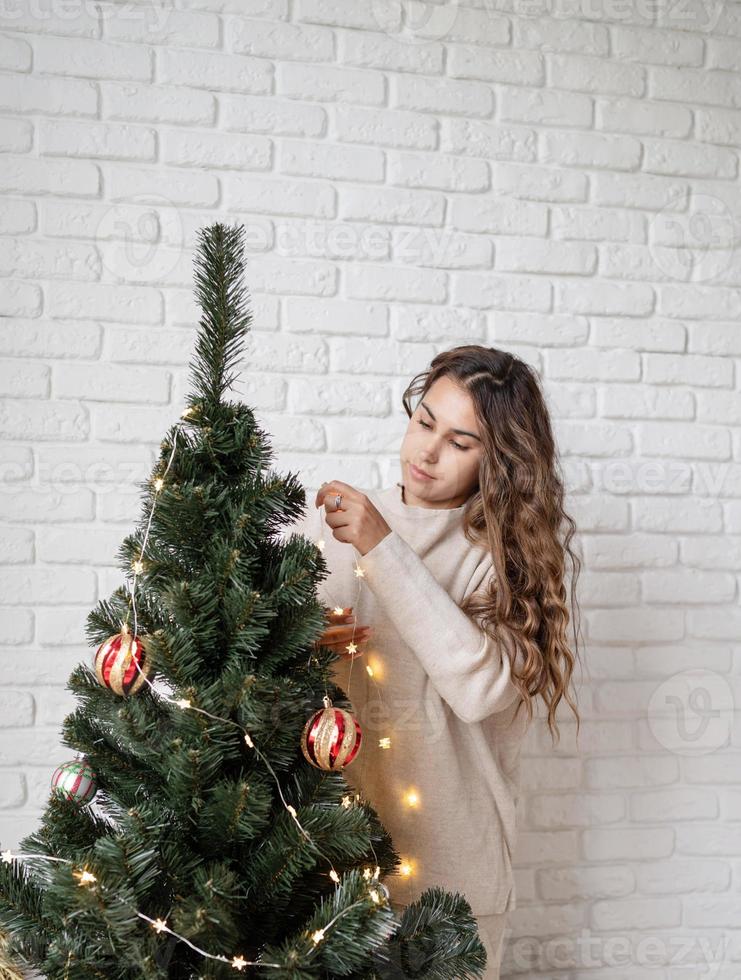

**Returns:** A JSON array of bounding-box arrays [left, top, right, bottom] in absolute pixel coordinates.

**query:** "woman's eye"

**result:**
[[417, 418, 468, 451]]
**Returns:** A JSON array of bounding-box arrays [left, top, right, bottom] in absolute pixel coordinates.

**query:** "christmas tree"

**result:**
[[0, 222, 489, 979]]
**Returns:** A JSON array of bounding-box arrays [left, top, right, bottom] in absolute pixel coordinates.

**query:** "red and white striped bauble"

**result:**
[[51, 758, 98, 804], [300, 695, 362, 771], [94, 630, 153, 696]]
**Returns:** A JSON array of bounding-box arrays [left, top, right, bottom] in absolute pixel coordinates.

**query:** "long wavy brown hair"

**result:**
[[402, 345, 582, 744]]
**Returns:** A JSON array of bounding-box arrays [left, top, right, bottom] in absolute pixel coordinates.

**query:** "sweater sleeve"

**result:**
[[357, 528, 523, 724]]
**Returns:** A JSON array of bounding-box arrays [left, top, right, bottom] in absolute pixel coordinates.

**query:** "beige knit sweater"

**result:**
[[282, 481, 530, 916]]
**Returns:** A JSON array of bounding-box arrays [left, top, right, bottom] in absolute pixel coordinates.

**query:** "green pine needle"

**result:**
[[186, 222, 253, 409]]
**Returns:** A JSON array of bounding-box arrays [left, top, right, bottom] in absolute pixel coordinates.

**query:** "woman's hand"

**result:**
[[314, 606, 372, 659], [315, 480, 392, 557]]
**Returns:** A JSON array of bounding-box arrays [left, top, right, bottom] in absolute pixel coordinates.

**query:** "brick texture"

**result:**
[[0, 3, 739, 974]]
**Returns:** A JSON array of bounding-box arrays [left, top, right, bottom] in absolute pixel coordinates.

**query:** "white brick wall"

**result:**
[[1, 1, 740, 974]]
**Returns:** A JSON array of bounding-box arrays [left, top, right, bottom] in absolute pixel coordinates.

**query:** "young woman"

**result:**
[[288, 344, 582, 979]]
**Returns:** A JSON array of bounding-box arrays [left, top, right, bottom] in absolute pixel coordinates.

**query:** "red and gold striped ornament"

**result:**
[[94, 630, 153, 696], [51, 758, 98, 804], [300, 695, 362, 771]]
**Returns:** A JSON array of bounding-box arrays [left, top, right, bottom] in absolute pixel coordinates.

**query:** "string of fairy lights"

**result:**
[[0, 847, 387, 973], [1, 406, 402, 974], [313, 504, 420, 879]]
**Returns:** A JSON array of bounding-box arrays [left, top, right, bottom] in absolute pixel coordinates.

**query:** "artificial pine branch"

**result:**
[[187, 223, 253, 410], [0, 928, 26, 980]]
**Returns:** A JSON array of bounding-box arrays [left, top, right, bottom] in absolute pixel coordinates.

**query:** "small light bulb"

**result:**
[[1, 850, 13, 864], [404, 790, 419, 808], [353, 565, 365, 578], [154, 477, 164, 491], [333, 606, 344, 616], [244, 733, 253, 749], [286, 804, 297, 818], [231, 955, 247, 970], [132, 560, 144, 575], [366, 665, 374, 678], [329, 870, 340, 883], [175, 698, 191, 709], [152, 918, 167, 934], [311, 928, 325, 944], [379, 737, 391, 749], [399, 861, 414, 878]]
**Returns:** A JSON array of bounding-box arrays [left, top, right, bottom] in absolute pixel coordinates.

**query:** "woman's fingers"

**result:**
[[325, 641, 368, 657], [325, 606, 355, 624], [317, 624, 372, 651], [315, 609, 373, 653], [322, 626, 372, 642]]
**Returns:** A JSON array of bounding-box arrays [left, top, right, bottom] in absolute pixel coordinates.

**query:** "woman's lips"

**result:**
[[410, 463, 434, 481]]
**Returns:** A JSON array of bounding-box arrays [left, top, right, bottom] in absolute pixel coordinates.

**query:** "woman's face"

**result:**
[[399, 374, 483, 509]]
